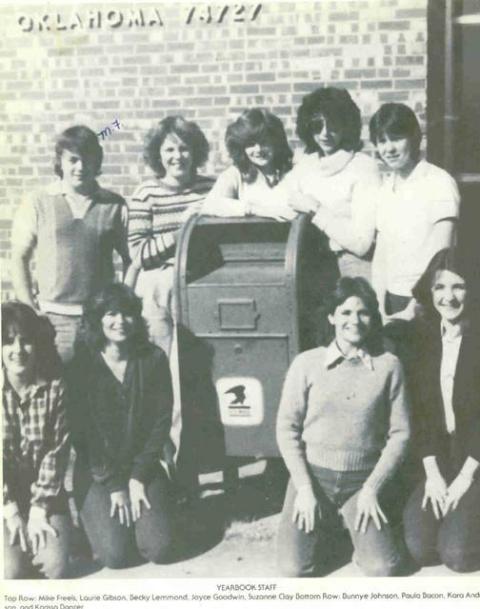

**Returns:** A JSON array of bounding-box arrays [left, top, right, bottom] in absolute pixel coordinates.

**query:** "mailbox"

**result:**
[[174, 214, 334, 458]]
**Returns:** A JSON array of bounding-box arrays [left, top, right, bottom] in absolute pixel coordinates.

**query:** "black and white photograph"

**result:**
[[1, 0, 479, 604]]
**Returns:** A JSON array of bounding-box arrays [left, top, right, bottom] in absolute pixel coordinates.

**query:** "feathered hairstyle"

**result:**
[[225, 108, 293, 182], [81, 284, 150, 354], [296, 87, 362, 154], [143, 115, 209, 177], [54, 125, 103, 178], [1, 301, 62, 380]]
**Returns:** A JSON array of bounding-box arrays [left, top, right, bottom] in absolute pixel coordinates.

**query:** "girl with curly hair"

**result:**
[[201, 108, 295, 220], [126, 115, 214, 354], [67, 284, 175, 569]]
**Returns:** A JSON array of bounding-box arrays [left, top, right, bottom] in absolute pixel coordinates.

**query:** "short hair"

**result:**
[[412, 248, 472, 319], [369, 103, 422, 158], [1, 301, 61, 380], [143, 115, 209, 177], [225, 108, 293, 182], [54, 125, 103, 178], [81, 284, 150, 354], [318, 277, 383, 351], [296, 87, 362, 154]]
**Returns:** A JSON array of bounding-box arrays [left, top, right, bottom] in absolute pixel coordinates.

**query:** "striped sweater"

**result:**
[[128, 174, 214, 270]]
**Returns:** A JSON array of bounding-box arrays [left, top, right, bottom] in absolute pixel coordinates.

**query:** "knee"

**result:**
[[404, 532, 438, 567], [43, 557, 69, 579], [100, 551, 130, 570], [440, 546, 480, 573], [138, 537, 172, 565], [356, 555, 401, 577], [277, 553, 314, 578], [4, 557, 27, 580]]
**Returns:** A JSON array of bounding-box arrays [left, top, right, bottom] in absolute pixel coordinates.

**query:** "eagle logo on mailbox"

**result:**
[[216, 377, 264, 426], [224, 384, 246, 404]]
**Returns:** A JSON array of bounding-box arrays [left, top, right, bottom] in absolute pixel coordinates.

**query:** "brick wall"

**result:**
[[0, 0, 428, 297]]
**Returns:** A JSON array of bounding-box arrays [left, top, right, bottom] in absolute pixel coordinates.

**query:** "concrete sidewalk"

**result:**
[[72, 460, 478, 580]]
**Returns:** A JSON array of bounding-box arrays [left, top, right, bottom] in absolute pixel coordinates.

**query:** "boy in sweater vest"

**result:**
[[11, 125, 130, 364]]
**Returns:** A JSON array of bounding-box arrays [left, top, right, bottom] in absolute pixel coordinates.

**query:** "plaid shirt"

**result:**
[[2, 375, 70, 513]]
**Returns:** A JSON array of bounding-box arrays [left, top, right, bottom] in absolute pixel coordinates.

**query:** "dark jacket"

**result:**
[[66, 344, 173, 506], [409, 319, 480, 467]]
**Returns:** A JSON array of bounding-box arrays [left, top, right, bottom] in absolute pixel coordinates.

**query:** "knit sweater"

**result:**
[[128, 174, 214, 270], [201, 165, 295, 220], [276, 344, 410, 492]]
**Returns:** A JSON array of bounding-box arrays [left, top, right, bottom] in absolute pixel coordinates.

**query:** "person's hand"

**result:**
[[288, 193, 320, 215], [5, 512, 29, 553], [247, 200, 293, 222], [292, 485, 319, 533], [354, 486, 388, 533], [27, 507, 58, 555], [128, 479, 151, 522], [110, 489, 131, 527], [422, 470, 448, 519], [444, 473, 473, 513]]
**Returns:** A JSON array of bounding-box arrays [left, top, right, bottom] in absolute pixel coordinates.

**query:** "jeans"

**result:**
[[277, 465, 405, 577], [3, 513, 71, 579], [79, 469, 174, 569], [45, 313, 82, 364], [403, 460, 480, 572]]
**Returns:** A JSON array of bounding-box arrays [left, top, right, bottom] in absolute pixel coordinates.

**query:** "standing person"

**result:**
[[2, 302, 71, 579], [201, 108, 295, 220], [125, 116, 214, 496], [125, 115, 213, 355], [369, 103, 460, 321], [276, 277, 410, 577], [269, 87, 381, 281], [403, 249, 480, 573], [11, 125, 130, 364], [69, 284, 174, 569]]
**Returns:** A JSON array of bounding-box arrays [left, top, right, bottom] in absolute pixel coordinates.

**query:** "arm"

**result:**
[[114, 202, 131, 278], [311, 175, 380, 257], [371, 229, 388, 320], [30, 381, 71, 512], [426, 218, 456, 260], [130, 350, 174, 483], [127, 186, 176, 271], [363, 359, 410, 492], [11, 196, 38, 310], [201, 167, 248, 217], [276, 355, 312, 491]]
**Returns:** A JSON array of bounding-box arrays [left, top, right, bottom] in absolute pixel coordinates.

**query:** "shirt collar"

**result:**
[[324, 341, 374, 371], [388, 158, 427, 190], [2, 369, 49, 399], [59, 179, 99, 200], [441, 320, 465, 342], [315, 149, 355, 177]]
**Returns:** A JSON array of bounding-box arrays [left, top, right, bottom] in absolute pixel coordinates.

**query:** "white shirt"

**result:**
[[440, 322, 463, 434], [375, 160, 460, 296]]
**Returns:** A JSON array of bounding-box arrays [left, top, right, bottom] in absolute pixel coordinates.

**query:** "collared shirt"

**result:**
[[375, 160, 460, 296], [440, 322, 464, 434], [2, 375, 70, 512], [324, 341, 374, 371]]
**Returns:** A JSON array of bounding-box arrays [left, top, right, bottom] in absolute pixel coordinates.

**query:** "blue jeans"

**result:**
[[79, 470, 174, 569], [45, 313, 82, 364], [277, 465, 405, 577], [403, 460, 480, 573]]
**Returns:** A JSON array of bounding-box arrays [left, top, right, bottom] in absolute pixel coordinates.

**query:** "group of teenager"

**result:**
[[3, 86, 479, 579]]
